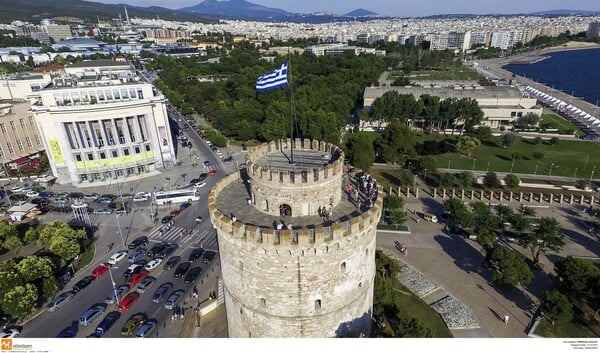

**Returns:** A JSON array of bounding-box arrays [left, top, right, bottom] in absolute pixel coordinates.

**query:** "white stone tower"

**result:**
[[209, 139, 382, 337]]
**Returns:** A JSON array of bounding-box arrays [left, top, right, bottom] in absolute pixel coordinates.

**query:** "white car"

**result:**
[[144, 257, 163, 271], [108, 250, 128, 265], [194, 182, 207, 189], [132, 192, 150, 202], [0, 328, 20, 338], [26, 190, 39, 198], [10, 186, 23, 193]]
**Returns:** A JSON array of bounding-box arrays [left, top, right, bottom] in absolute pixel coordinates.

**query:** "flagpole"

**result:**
[[288, 54, 294, 164]]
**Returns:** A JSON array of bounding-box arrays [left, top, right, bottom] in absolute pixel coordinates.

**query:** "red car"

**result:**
[[209, 169, 217, 176], [92, 263, 110, 278], [127, 270, 149, 287], [117, 292, 140, 313]]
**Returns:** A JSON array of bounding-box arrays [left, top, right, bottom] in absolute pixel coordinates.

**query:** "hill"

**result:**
[[344, 8, 378, 17], [179, 0, 296, 20]]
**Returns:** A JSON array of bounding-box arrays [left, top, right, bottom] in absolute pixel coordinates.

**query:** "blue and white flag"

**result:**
[[256, 62, 288, 92]]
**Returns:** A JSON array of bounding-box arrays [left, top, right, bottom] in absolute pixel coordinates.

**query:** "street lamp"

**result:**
[[472, 158, 476, 172], [108, 266, 120, 306], [573, 167, 578, 181], [486, 162, 490, 173], [589, 166, 596, 189], [534, 163, 539, 176], [549, 163, 557, 176], [448, 159, 452, 170], [510, 157, 515, 173], [115, 213, 125, 247], [423, 168, 428, 182]]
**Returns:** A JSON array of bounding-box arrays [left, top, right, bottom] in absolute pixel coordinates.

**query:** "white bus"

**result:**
[[154, 188, 199, 205]]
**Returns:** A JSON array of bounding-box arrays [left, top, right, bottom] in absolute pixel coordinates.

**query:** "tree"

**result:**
[[541, 290, 573, 325], [384, 195, 405, 210], [473, 126, 493, 142], [345, 133, 375, 171], [515, 113, 540, 128], [504, 174, 520, 188], [443, 198, 474, 229], [483, 172, 501, 188], [456, 136, 481, 158], [41, 277, 59, 299], [37, 221, 85, 246], [49, 236, 81, 265], [471, 201, 500, 231], [458, 171, 474, 187], [519, 217, 565, 265], [489, 246, 533, 287], [260, 101, 289, 141], [375, 122, 416, 165], [15, 256, 54, 282], [2, 283, 38, 318], [554, 256, 600, 296], [476, 228, 497, 249], [416, 156, 437, 176], [501, 133, 518, 148], [0, 260, 22, 297], [396, 318, 433, 338], [2, 234, 22, 252]]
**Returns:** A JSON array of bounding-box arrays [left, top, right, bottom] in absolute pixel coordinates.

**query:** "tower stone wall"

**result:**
[[209, 140, 382, 337]]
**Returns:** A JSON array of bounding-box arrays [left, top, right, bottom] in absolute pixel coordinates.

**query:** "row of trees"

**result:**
[[0, 221, 86, 319], [363, 91, 484, 134], [149, 46, 386, 143]]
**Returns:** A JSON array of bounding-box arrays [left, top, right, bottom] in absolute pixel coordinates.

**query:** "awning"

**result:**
[[11, 156, 30, 165]]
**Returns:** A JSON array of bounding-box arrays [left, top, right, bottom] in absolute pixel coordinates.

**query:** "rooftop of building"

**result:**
[[364, 85, 526, 101], [65, 59, 130, 69], [252, 148, 335, 172], [54, 38, 105, 46]]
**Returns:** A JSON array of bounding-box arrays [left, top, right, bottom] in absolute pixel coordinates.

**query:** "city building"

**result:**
[[363, 85, 542, 129], [587, 22, 600, 39], [209, 139, 382, 337], [30, 60, 176, 185], [0, 101, 45, 174]]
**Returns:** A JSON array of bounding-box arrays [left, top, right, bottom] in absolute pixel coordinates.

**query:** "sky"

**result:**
[[97, 0, 600, 17]]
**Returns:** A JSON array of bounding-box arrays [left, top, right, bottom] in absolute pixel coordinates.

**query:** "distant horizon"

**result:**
[[95, 0, 600, 17]]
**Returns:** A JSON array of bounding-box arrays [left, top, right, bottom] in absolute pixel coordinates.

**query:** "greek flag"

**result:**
[[256, 62, 288, 92]]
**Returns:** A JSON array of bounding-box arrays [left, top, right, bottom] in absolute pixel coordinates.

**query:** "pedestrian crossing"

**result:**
[[146, 225, 218, 250]]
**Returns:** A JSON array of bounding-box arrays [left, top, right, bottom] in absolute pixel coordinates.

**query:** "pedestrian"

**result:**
[[503, 315, 509, 324]]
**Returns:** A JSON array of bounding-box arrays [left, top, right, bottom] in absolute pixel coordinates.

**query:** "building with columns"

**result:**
[[30, 60, 176, 185]]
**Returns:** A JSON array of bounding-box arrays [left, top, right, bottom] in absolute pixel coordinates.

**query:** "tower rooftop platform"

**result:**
[[253, 148, 335, 172]]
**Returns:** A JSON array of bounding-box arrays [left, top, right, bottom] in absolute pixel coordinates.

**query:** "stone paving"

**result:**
[[430, 295, 482, 330]]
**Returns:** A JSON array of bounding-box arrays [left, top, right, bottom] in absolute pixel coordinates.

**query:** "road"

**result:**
[[17, 101, 233, 338]]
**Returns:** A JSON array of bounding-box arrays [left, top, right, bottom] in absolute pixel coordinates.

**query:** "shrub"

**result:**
[[504, 174, 520, 188], [533, 137, 542, 145], [499, 126, 506, 131], [549, 137, 560, 145], [483, 172, 502, 189], [532, 151, 544, 160]]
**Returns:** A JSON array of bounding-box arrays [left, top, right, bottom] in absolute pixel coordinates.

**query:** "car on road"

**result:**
[[56, 325, 78, 338], [198, 173, 208, 181], [170, 209, 181, 217], [184, 267, 202, 284], [193, 182, 207, 189], [147, 242, 168, 257], [137, 276, 156, 293], [118, 292, 140, 313], [0, 327, 20, 338], [174, 262, 191, 278], [135, 319, 158, 338], [144, 257, 163, 271], [46, 291, 75, 312], [179, 202, 191, 210], [105, 285, 130, 305], [151, 282, 174, 303], [93, 208, 114, 215], [127, 270, 149, 287], [79, 303, 107, 326], [120, 312, 147, 337], [127, 248, 147, 263], [582, 133, 600, 140], [83, 193, 100, 200], [164, 289, 185, 310], [108, 250, 128, 265], [95, 311, 121, 336], [188, 248, 204, 262], [115, 207, 131, 215], [39, 191, 54, 198], [203, 160, 211, 167], [95, 197, 112, 204], [72, 275, 95, 293], [202, 251, 216, 264], [209, 169, 217, 176], [132, 192, 150, 202], [189, 178, 201, 185], [161, 215, 173, 224], [91, 263, 111, 278], [128, 236, 149, 249], [123, 263, 145, 277], [159, 244, 178, 258], [163, 256, 181, 270]]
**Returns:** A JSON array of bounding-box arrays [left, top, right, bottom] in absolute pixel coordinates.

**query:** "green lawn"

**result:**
[[425, 135, 600, 179], [539, 113, 585, 136], [74, 244, 95, 272]]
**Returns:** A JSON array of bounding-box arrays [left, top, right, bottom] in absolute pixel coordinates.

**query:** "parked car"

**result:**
[[151, 282, 174, 303], [163, 256, 181, 270], [79, 304, 107, 326], [38, 191, 54, 198], [115, 207, 131, 215], [105, 285, 130, 305], [188, 248, 204, 262], [137, 276, 156, 293], [174, 262, 191, 278], [46, 291, 75, 312], [95, 311, 121, 336], [127, 270, 149, 287], [56, 325, 78, 338], [72, 276, 95, 293], [26, 190, 39, 198], [83, 193, 100, 200], [118, 292, 140, 313], [91, 263, 111, 278], [135, 318, 158, 338], [184, 267, 202, 284], [0, 327, 20, 338], [202, 251, 216, 264], [108, 250, 128, 265], [144, 258, 163, 271], [95, 197, 112, 204], [127, 248, 147, 263], [159, 244, 178, 258], [179, 202, 191, 210], [147, 242, 167, 257], [120, 312, 147, 337], [123, 264, 145, 277], [93, 208, 114, 215], [128, 236, 149, 249], [164, 289, 185, 310], [132, 192, 150, 202]]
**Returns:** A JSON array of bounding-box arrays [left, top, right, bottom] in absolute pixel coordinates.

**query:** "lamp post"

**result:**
[[589, 166, 596, 189], [534, 163, 539, 176], [549, 163, 556, 176], [448, 159, 452, 170], [472, 158, 476, 172], [510, 157, 515, 173], [108, 266, 120, 306], [573, 167, 578, 181], [486, 162, 490, 173], [115, 213, 125, 247], [423, 168, 428, 182]]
